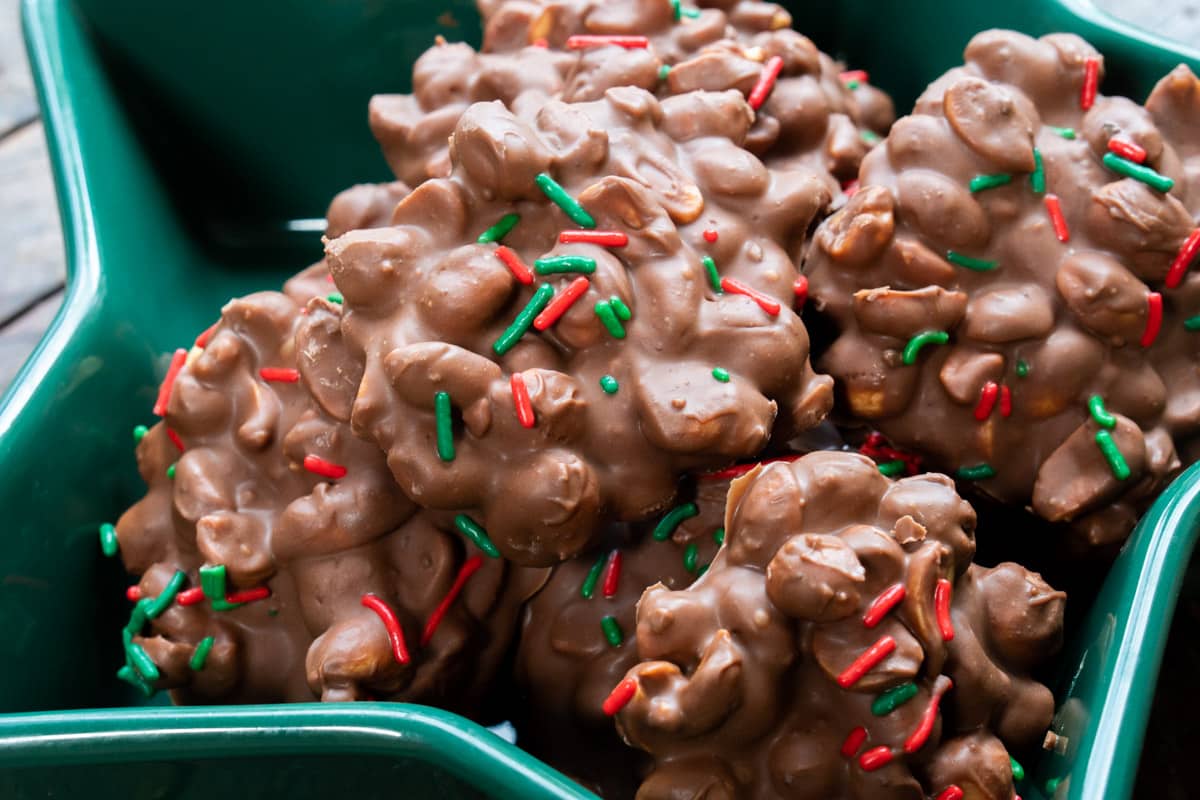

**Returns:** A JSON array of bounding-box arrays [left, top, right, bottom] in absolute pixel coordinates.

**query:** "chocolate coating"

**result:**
[[370, 0, 892, 195], [806, 30, 1200, 548], [332, 87, 834, 566], [613, 452, 1064, 798]]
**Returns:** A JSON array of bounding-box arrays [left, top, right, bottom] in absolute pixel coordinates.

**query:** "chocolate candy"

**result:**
[[806, 30, 1200, 548], [612, 452, 1064, 798], [371, 0, 892, 194], [331, 87, 834, 566]]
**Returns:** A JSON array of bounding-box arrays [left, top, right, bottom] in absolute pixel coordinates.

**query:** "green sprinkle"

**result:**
[[580, 552, 606, 599], [595, 301, 626, 339], [116, 664, 155, 697], [144, 570, 187, 619], [871, 681, 918, 715], [99, 523, 119, 558], [601, 615, 623, 647], [600, 375, 619, 394], [534, 255, 597, 275], [477, 212, 520, 244], [189, 636, 216, 671], [846, 80, 860, 90], [901, 330, 949, 365], [1102, 151, 1175, 192], [126, 600, 149, 635], [713, 527, 725, 545], [946, 250, 998, 271], [956, 463, 996, 481], [1184, 314, 1200, 331], [609, 296, 632, 321], [681, 6, 700, 18], [166, 463, 176, 480], [535, 172, 596, 228], [133, 425, 148, 443], [494, 283, 555, 355], [654, 502, 699, 541], [326, 293, 343, 304], [671, 0, 682, 19], [1051, 126, 1076, 139], [1087, 395, 1116, 429], [969, 173, 1012, 193], [683, 542, 699, 573], [861, 130, 881, 145], [199, 564, 242, 612], [712, 367, 731, 382], [1095, 429, 1131, 480], [127, 641, 160, 681], [268, 608, 279, 617], [1010, 756, 1025, 782], [434, 391, 455, 462], [1016, 359, 1030, 377], [658, 64, 671, 81], [1045, 777, 1061, 794], [701, 256, 722, 293], [454, 513, 500, 558], [877, 460, 906, 477], [1030, 147, 1046, 194], [697, 564, 709, 577]]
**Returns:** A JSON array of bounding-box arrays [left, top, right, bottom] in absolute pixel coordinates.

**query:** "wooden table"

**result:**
[[2, 0, 1199, 394]]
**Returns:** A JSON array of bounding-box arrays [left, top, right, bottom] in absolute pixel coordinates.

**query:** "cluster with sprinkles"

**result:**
[[610, 453, 1065, 800], [805, 29, 1200, 550]]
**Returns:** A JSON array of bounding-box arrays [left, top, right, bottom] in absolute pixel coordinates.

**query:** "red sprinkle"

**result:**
[[842, 179, 860, 197], [836, 635, 896, 688], [858, 746, 894, 772], [566, 35, 649, 49], [698, 454, 803, 481], [361, 593, 412, 665], [194, 322, 219, 349], [703, 228, 719, 243], [793, 275, 809, 307], [840, 69, 869, 84], [303, 454, 348, 480], [153, 349, 189, 417], [495, 245, 534, 285], [935, 788, 965, 800], [260, 367, 300, 383], [225, 586, 271, 605], [510, 372, 536, 428], [863, 584, 906, 628], [166, 428, 186, 452], [1044, 194, 1070, 243], [1141, 292, 1163, 348], [720, 277, 781, 316], [1081, 57, 1100, 110], [531, 37, 548, 48], [602, 677, 638, 716], [1000, 385, 1012, 418], [559, 230, 627, 247], [747, 55, 784, 110], [326, 273, 335, 283], [422, 555, 485, 645], [176, 587, 206, 606], [533, 276, 590, 331], [840, 726, 868, 758], [1167, 229, 1200, 288], [904, 678, 953, 753], [858, 432, 923, 475], [935, 578, 955, 641], [1108, 137, 1147, 163], [601, 550, 622, 598], [126, 586, 142, 601], [974, 381, 999, 421]]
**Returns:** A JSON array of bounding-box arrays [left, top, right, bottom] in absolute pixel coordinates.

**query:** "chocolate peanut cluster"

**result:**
[[612, 452, 1064, 799], [806, 30, 1200, 548], [370, 0, 892, 195], [332, 87, 834, 566]]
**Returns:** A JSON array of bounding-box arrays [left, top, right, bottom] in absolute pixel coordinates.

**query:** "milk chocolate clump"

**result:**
[[612, 452, 1065, 799], [332, 88, 834, 566], [114, 288, 544, 707], [806, 30, 1200, 548], [371, 0, 892, 194]]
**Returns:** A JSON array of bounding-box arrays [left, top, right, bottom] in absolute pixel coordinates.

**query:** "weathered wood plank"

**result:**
[[0, 0, 38, 137], [0, 289, 61, 394], [1095, 0, 1200, 48], [0, 121, 65, 323]]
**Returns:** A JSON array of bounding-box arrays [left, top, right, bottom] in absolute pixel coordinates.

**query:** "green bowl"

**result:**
[[4, 0, 1199, 797]]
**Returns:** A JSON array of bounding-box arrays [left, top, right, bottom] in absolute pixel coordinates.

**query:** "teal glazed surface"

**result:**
[[4, 0, 1200, 797]]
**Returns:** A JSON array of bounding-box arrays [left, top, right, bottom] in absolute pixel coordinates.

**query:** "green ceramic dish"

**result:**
[[4, 0, 1199, 797]]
